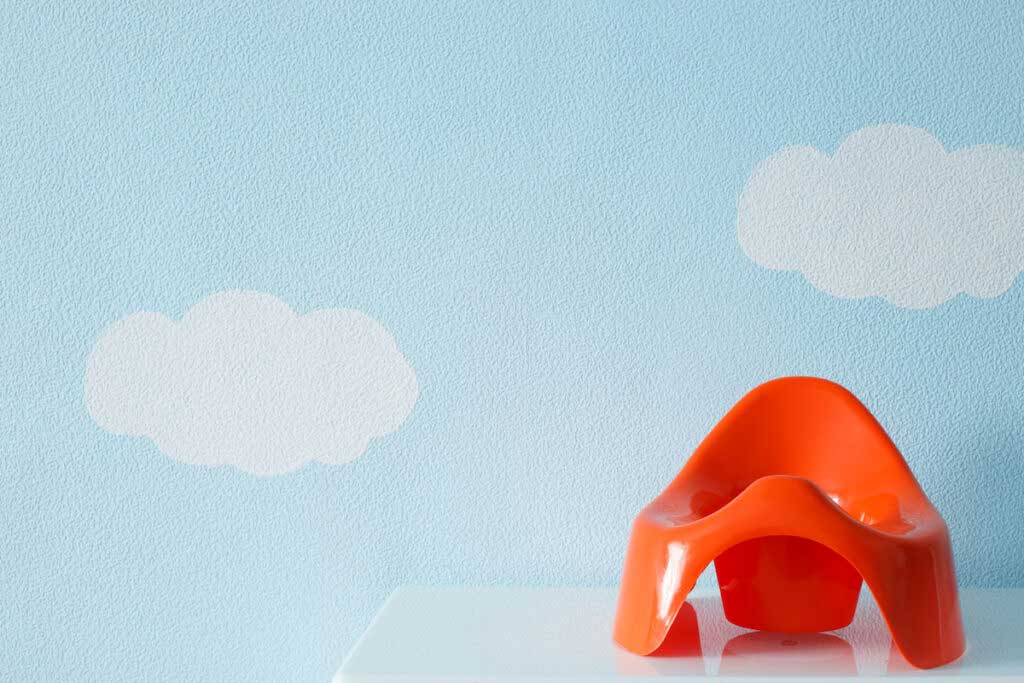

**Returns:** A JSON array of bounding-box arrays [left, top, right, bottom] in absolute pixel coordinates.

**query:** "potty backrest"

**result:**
[[663, 376, 929, 520]]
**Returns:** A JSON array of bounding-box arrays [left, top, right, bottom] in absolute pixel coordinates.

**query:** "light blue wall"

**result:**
[[4, 2, 1024, 680]]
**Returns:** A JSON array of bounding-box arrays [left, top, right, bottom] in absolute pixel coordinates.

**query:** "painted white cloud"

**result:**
[[85, 291, 418, 475], [738, 124, 1024, 308]]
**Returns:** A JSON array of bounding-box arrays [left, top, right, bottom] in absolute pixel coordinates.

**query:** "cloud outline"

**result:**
[[738, 124, 1024, 309], [84, 290, 418, 475]]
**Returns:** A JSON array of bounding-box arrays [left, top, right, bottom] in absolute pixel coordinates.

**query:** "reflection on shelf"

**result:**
[[615, 592, 907, 677], [721, 631, 856, 676]]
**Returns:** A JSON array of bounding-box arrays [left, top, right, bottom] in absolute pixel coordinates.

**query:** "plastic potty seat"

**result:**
[[613, 377, 965, 669]]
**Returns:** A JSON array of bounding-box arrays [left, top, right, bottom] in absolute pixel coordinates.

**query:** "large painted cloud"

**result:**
[[738, 124, 1024, 308], [85, 291, 418, 475]]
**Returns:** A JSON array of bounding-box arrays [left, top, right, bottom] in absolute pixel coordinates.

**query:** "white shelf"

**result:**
[[337, 586, 1023, 681]]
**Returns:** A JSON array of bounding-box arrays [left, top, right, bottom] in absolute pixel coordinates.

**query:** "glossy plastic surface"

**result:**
[[613, 377, 965, 670]]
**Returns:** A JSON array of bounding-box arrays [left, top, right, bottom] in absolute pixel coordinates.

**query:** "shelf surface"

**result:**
[[336, 586, 1023, 681]]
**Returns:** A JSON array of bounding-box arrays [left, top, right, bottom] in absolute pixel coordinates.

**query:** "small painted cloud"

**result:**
[[737, 124, 1024, 308], [85, 291, 418, 475]]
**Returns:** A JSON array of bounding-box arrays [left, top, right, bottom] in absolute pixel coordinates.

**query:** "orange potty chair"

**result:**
[[614, 377, 965, 669]]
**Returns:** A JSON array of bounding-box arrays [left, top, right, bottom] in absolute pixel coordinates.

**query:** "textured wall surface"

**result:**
[[3, 2, 1024, 681]]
